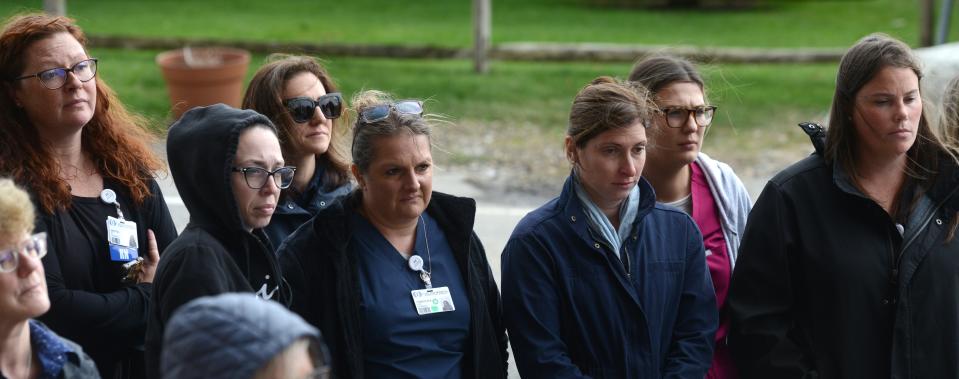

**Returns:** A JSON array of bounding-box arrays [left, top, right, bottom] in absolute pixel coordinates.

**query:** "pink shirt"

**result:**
[[690, 162, 737, 379]]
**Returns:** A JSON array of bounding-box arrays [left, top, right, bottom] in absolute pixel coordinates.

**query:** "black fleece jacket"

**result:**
[[279, 191, 509, 379], [144, 104, 283, 379]]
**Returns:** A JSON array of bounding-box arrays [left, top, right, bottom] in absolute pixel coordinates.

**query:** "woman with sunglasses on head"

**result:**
[[279, 90, 508, 378], [143, 104, 288, 379], [502, 77, 717, 378], [0, 13, 176, 378], [629, 56, 750, 379], [0, 178, 100, 378], [242, 55, 352, 251], [728, 34, 959, 378]]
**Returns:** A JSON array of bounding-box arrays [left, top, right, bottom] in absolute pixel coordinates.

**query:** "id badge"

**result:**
[[411, 286, 455, 315], [106, 216, 139, 262]]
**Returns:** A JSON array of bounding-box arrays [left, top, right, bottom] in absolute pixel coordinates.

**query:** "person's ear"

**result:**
[[351, 164, 365, 190], [564, 136, 579, 165]]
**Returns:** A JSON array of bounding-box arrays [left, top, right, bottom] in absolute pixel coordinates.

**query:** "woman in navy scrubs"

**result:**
[[279, 90, 508, 378], [502, 77, 717, 378]]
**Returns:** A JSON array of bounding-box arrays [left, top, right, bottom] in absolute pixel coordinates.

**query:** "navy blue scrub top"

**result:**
[[351, 212, 470, 379]]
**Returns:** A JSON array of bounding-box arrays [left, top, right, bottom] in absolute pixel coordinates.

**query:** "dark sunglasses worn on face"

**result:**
[[659, 105, 718, 128], [0, 232, 47, 273], [358, 100, 424, 124], [231, 166, 297, 190], [13, 58, 98, 90], [284, 92, 344, 124]]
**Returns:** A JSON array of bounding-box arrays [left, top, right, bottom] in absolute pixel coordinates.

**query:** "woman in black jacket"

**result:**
[[242, 55, 352, 251], [728, 33, 959, 378], [143, 104, 289, 379], [280, 90, 508, 378]]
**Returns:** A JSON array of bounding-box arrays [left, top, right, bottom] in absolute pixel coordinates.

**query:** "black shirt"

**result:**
[[36, 179, 177, 379]]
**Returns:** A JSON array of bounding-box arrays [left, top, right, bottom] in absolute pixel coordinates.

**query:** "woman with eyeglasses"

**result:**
[[279, 90, 508, 378], [0, 178, 100, 378], [502, 77, 717, 378], [0, 13, 176, 378], [728, 34, 959, 378], [242, 55, 352, 251], [143, 104, 288, 379], [628, 55, 751, 379]]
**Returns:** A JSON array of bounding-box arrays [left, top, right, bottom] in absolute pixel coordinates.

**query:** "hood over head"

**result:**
[[167, 104, 278, 233]]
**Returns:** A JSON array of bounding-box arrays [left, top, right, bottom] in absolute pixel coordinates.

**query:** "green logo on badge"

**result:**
[[433, 299, 439, 304]]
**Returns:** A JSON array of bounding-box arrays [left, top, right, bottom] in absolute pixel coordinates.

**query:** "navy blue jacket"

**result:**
[[263, 169, 350, 251], [502, 175, 717, 378]]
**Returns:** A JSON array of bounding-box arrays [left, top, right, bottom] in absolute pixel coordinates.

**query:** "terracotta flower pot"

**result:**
[[156, 47, 251, 119]]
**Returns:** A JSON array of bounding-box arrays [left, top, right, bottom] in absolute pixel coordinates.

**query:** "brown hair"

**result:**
[[567, 76, 655, 148], [627, 55, 705, 99], [242, 54, 350, 190], [0, 13, 163, 213], [825, 33, 942, 182]]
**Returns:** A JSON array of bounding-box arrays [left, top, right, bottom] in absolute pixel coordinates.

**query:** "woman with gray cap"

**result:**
[[161, 293, 328, 379], [143, 104, 289, 378]]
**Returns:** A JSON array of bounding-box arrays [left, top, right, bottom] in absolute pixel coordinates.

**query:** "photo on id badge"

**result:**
[[107, 216, 139, 262]]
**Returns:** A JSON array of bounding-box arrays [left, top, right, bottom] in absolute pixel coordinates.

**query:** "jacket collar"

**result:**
[[310, 190, 476, 256], [558, 172, 656, 239]]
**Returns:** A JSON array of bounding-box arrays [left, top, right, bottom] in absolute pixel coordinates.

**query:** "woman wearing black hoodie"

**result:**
[[143, 104, 290, 379]]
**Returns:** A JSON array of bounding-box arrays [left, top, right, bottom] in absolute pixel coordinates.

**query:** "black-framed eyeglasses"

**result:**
[[231, 166, 296, 190], [659, 105, 717, 128], [358, 100, 424, 124], [283, 92, 344, 124], [0, 232, 47, 273], [13, 58, 98, 90]]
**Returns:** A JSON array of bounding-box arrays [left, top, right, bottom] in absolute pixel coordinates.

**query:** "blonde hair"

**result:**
[[0, 178, 34, 244], [251, 339, 321, 379]]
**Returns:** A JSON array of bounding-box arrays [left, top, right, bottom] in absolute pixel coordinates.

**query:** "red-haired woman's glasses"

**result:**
[[284, 93, 343, 124], [0, 233, 47, 273], [659, 105, 717, 128], [14, 59, 98, 90]]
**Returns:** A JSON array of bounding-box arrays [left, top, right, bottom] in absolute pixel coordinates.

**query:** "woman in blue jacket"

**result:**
[[242, 55, 352, 250], [501, 77, 718, 378]]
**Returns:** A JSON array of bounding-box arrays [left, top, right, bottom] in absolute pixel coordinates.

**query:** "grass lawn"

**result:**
[[2, 0, 955, 48], [91, 48, 837, 133]]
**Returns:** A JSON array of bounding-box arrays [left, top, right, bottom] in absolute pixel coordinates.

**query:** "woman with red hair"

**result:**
[[0, 13, 176, 378]]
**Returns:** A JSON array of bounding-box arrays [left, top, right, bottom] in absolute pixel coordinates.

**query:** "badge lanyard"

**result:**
[[408, 215, 455, 315], [407, 215, 433, 289]]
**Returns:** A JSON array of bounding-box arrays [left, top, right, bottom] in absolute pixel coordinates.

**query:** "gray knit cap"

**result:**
[[161, 293, 322, 379]]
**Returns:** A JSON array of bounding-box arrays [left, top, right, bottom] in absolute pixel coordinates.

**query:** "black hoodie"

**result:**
[[144, 104, 283, 379]]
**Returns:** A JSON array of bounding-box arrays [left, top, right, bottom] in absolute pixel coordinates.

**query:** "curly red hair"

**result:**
[[0, 13, 163, 213]]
